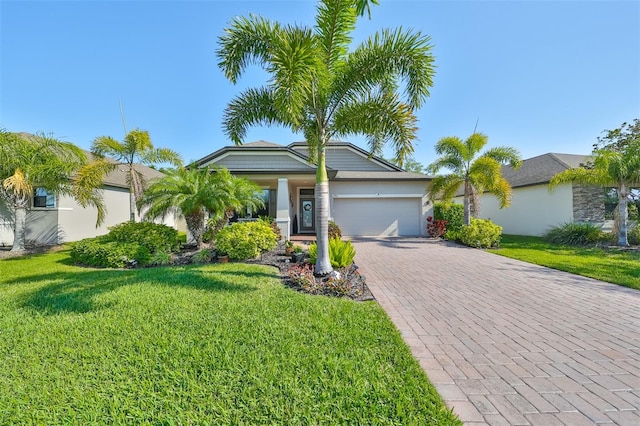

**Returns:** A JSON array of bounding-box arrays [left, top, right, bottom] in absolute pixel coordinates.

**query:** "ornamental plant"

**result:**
[[308, 237, 356, 268], [215, 221, 277, 260], [457, 218, 502, 248], [426, 216, 447, 238]]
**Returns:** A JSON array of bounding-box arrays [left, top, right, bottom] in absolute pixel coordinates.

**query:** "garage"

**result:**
[[333, 197, 422, 237]]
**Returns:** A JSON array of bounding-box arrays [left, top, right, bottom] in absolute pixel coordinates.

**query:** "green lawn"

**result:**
[[0, 248, 459, 425], [489, 235, 640, 290]]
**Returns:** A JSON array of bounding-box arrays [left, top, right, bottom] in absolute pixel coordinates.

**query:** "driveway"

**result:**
[[352, 238, 640, 425]]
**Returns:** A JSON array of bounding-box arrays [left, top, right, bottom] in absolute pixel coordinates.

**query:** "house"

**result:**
[[456, 153, 607, 236], [194, 141, 432, 240], [0, 152, 177, 247]]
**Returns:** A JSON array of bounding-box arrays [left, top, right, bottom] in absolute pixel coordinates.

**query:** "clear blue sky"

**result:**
[[1, 0, 638, 168]]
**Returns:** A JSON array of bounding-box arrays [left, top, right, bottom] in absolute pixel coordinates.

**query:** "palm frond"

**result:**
[[315, 0, 357, 73], [549, 167, 610, 189], [91, 136, 125, 160], [483, 145, 522, 168], [427, 174, 463, 203], [139, 147, 183, 167], [223, 87, 289, 144]]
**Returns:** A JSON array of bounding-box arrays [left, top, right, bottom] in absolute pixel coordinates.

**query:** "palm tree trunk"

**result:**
[[129, 189, 136, 222], [11, 203, 27, 252], [185, 210, 206, 249], [463, 179, 472, 226], [315, 144, 332, 275], [616, 184, 629, 246]]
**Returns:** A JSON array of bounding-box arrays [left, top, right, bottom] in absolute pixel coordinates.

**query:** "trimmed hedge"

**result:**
[[458, 218, 502, 248], [107, 221, 181, 253], [70, 238, 151, 268], [215, 221, 278, 261], [434, 203, 463, 233]]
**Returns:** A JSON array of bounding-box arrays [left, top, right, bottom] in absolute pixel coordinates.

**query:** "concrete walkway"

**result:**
[[352, 238, 640, 425]]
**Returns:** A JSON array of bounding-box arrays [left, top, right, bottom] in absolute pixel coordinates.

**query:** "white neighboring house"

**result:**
[[0, 152, 179, 247], [194, 140, 432, 240], [453, 153, 606, 236]]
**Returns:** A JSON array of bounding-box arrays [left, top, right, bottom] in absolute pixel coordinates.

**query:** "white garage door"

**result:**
[[333, 198, 421, 237]]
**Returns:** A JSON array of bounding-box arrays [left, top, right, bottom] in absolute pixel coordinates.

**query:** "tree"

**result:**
[[550, 121, 640, 246], [0, 131, 108, 252], [91, 129, 183, 222], [216, 0, 435, 274], [386, 155, 426, 173], [427, 132, 522, 226], [138, 167, 264, 249]]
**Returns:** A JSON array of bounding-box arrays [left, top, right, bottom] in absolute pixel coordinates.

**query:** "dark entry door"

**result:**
[[299, 198, 315, 233]]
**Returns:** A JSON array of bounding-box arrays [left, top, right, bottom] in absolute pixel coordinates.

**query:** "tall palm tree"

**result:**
[[549, 145, 640, 246], [0, 131, 108, 252], [427, 133, 522, 226], [216, 0, 435, 275], [138, 167, 264, 249], [91, 129, 183, 222]]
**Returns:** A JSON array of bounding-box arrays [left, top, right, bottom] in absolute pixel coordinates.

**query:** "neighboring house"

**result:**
[[194, 141, 432, 239], [455, 153, 606, 236], [0, 152, 176, 247]]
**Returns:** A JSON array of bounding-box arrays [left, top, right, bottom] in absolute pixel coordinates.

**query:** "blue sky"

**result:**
[[1, 0, 638, 168]]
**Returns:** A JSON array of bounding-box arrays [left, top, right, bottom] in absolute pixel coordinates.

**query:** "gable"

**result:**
[[198, 150, 316, 172], [290, 142, 397, 172]]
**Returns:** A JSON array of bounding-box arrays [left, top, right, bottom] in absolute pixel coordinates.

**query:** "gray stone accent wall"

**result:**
[[572, 184, 605, 222]]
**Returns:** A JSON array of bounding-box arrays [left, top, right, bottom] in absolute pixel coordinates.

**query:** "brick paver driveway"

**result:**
[[352, 238, 639, 425]]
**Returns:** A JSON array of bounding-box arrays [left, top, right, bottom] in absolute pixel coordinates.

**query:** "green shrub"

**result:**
[[71, 238, 151, 268], [259, 216, 282, 241], [328, 221, 342, 240], [177, 231, 187, 244], [215, 221, 277, 261], [192, 249, 213, 264], [149, 251, 173, 266], [544, 222, 608, 246], [458, 218, 502, 248], [434, 203, 463, 232], [107, 221, 181, 253], [308, 237, 356, 268], [628, 223, 640, 245]]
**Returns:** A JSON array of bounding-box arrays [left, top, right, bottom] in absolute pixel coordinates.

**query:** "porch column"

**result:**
[[275, 178, 291, 241]]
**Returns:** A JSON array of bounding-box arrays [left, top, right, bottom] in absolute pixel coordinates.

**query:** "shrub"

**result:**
[[426, 216, 447, 238], [259, 216, 282, 241], [192, 249, 213, 264], [71, 238, 151, 268], [433, 203, 463, 232], [106, 221, 181, 253], [149, 251, 173, 266], [328, 221, 342, 240], [287, 263, 317, 292], [628, 223, 640, 245], [308, 237, 356, 268], [544, 222, 607, 246], [458, 218, 502, 248], [215, 221, 278, 261]]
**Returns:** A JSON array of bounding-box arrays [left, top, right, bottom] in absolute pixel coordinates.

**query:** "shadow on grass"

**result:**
[[6, 264, 269, 315]]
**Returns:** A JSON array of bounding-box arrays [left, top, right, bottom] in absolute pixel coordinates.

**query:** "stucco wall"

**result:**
[[329, 181, 430, 236], [457, 183, 574, 236]]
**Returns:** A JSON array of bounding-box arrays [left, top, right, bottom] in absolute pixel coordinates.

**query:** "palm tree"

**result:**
[[0, 131, 108, 252], [216, 0, 435, 275], [138, 167, 264, 249], [91, 129, 183, 222], [549, 145, 640, 246], [427, 133, 522, 226]]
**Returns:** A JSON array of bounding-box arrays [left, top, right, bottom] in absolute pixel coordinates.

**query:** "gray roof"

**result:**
[[502, 153, 592, 188], [333, 171, 431, 181]]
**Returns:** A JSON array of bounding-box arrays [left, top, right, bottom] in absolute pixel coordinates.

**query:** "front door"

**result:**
[[300, 198, 315, 233]]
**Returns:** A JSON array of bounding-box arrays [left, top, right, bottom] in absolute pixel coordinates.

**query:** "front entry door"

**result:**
[[300, 198, 315, 233]]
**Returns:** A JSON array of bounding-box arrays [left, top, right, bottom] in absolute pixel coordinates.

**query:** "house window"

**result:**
[[33, 188, 56, 209], [255, 189, 277, 218]]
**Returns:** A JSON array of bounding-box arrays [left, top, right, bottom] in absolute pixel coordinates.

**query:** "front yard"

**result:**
[[489, 235, 640, 290], [0, 248, 459, 425]]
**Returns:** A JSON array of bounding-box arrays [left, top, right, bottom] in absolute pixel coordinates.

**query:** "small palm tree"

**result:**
[[549, 146, 640, 246], [427, 132, 522, 225], [0, 131, 108, 252], [217, 0, 435, 274], [91, 129, 183, 222], [138, 167, 264, 248]]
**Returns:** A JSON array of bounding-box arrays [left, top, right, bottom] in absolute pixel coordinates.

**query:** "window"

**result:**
[[255, 189, 276, 218], [33, 188, 56, 209]]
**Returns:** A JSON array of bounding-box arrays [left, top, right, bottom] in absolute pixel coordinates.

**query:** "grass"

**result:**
[[489, 235, 640, 290], [0, 248, 459, 425]]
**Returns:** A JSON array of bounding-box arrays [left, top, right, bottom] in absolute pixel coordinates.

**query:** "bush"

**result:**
[[259, 216, 282, 241], [328, 221, 342, 240], [426, 216, 447, 238], [458, 218, 502, 248], [107, 221, 181, 253], [215, 221, 278, 261], [70, 238, 151, 268], [149, 251, 173, 266], [308, 237, 356, 268], [628, 223, 640, 245], [192, 249, 213, 264], [544, 222, 608, 246], [287, 263, 318, 292], [433, 203, 463, 232]]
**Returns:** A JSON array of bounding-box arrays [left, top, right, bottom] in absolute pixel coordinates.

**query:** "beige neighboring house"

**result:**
[[194, 141, 432, 240], [455, 153, 607, 236], [0, 152, 178, 247]]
